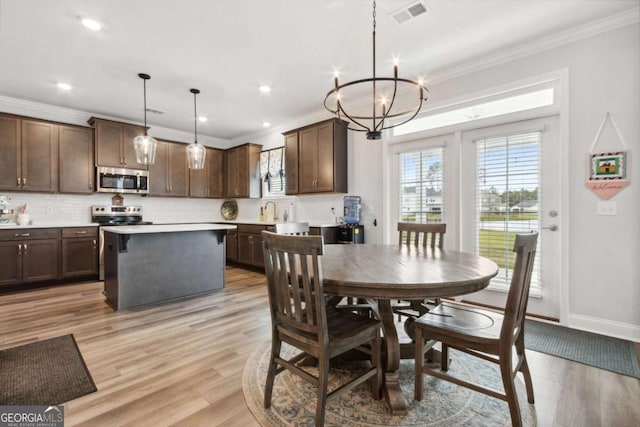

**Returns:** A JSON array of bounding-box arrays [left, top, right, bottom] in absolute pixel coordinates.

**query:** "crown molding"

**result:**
[[0, 94, 92, 126], [427, 7, 640, 85]]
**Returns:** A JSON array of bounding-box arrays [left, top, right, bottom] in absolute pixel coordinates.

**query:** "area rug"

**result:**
[[243, 342, 536, 426], [0, 335, 97, 405], [524, 319, 640, 379]]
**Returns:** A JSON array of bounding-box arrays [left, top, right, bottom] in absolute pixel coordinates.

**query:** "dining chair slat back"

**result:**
[[413, 232, 539, 427], [261, 230, 382, 427], [397, 222, 446, 249], [275, 222, 310, 235]]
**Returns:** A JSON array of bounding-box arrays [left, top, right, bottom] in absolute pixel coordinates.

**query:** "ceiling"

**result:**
[[0, 0, 638, 140]]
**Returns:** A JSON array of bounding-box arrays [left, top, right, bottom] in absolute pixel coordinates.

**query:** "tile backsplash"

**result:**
[[1, 193, 223, 225], [0, 193, 346, 227]]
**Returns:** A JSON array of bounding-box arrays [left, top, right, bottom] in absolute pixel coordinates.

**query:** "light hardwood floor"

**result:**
[[1, 267, 638, 427]]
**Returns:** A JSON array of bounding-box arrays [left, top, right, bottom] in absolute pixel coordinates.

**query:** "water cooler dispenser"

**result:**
[[337, 196, 364, 244]]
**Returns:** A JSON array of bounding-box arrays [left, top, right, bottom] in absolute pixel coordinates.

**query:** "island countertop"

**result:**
[[101, 223, 236, 234]]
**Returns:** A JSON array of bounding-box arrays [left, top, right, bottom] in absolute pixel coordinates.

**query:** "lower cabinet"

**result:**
[[0, 226, 98, 288], [61, 227, 98, 278], [0, 228, 60, 286], [235, 224, 274, 268], [226, 230, 238, 262]]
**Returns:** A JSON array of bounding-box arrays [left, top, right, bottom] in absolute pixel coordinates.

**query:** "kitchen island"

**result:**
[[102, 223, 236, 310]]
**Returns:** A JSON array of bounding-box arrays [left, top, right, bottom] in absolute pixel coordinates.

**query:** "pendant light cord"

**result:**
[[372, 0, 377, 133], [191, 88, 200, 144]]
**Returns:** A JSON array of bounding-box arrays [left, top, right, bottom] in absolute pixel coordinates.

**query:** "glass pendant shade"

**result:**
[[187, 141, 206, 169], [134, 73, 157, 165], [134, 134, 157, 165], [187, 88, 206, 169]]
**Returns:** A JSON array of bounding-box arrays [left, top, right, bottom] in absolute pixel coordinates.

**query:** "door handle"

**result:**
[[542, 225, 558, 231], [18, 243, 22, 256], [23, 243, 28, 254]]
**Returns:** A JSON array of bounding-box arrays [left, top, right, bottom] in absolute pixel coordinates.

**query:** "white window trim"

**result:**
[[382, 69, 570, 324]]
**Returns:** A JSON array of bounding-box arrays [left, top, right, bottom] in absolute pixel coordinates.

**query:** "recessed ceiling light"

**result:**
[[262, 122, 271, 128], [57, 82, 72, 91], [198, 116, 208, 123], [80, 17, 102, 31], [259, 85, 271, 93]]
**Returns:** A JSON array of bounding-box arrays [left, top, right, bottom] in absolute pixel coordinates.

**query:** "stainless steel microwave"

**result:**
[[96, 167, 149, 194]]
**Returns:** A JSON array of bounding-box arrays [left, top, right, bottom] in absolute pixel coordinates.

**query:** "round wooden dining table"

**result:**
[[320, 243, 499, 415]]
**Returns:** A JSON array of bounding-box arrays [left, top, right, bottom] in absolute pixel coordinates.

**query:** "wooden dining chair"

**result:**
[[397, 222, 446, 249], [413, 232, 539, 427], [262, 231, 382, 427], [275, 221, 309, 235], [394, 223, 448, 321]]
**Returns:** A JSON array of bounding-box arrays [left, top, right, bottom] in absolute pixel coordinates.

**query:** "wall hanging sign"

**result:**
[[585, 113, 630, 200]]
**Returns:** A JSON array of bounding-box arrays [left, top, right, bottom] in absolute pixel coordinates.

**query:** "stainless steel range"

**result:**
[[92, 205, 152, 280]]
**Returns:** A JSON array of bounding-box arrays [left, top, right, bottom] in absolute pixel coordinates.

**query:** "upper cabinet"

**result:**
[[283, 118, 347, 195], [224, 143, 262, 198], [89, 117, 147, 169], [190, 147, 224, 198], [59, 125, 94, 194], [0, 114, 58, 192], [149, 140, 189, 197]]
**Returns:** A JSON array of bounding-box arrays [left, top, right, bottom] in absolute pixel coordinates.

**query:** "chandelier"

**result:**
[[133, 73, 158, 164], [324, 0, 428, 140]]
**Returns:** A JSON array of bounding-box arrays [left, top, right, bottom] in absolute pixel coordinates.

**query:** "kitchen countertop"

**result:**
[[214, 220, 339, 228], [0, 222, 98, 229], [101, 223, 236, 234]]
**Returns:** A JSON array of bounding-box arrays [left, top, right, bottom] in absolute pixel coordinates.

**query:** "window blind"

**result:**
[[475, 132, 541, 291], [398, 148, 444, 225]]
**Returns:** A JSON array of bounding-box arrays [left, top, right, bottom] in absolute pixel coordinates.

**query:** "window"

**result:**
[[398, 147, 444, 224], [394, 87, 554, 136], [260, 147, 286, 197], [475, 132, 541, 292]]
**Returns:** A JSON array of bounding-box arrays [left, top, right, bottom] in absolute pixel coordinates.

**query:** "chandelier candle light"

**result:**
[[324, 0, 428, 140], [133, 73, 158, 165], [187, 88, 206, 169]]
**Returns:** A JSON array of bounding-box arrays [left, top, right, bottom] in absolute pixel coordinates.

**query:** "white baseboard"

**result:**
[[568, 314, 640, 342]]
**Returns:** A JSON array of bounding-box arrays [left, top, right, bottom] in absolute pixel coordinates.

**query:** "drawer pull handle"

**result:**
[[75, 231, 87, 235], [15, 233, 30, 237]]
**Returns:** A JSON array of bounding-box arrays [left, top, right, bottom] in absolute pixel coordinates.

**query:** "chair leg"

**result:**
[[441, 344, 449, 371], [315, 356, 330, 427], [516, 335, 535, 404], [414, 327, 424, 401], [499, 357, 523, 427], [264, 337, 281, 409]]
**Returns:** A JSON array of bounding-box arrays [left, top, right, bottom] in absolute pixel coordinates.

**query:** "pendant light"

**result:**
[[133, 73, 158, 164], [187, 88, 206, 169]]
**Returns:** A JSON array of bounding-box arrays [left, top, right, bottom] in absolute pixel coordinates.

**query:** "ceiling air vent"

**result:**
[[391, 1, 429, 25], [145, 107, 164, 115]]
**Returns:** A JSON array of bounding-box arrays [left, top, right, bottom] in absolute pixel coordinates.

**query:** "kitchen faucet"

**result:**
[[264, 201, 278, 221]]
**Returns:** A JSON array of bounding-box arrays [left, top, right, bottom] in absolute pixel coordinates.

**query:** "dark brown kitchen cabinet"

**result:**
[[225, 230, 238, 262], [236, 224, 274, 267], [224, 143, 262, 198], [59, 125, 94, 193], [0, 114, 58, 192], [283, 118, 347, 195], [89, 117, 147, 169], [189, 147, 224, 198], [284, 132, 299, 194], [149, 140, 188, 197], [61, 227, 98, 278], [0, 228, 60, 286]]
